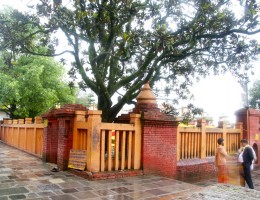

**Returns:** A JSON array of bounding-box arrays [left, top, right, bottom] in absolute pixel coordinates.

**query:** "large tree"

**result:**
[[0, 55, 75, 118], [1, 0, 260, 121], [75, 92, 96, 108], [249, 80, 260, 109]]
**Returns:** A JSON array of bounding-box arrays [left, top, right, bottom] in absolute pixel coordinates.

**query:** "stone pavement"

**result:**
[[1, 141, 260, 200]]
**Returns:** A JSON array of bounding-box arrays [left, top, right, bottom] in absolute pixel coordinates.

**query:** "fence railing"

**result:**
[[72, 111, 142, 173], [0, 117, 44, 157], [179, 131, 201, 159], [177, 121, 243, 161]]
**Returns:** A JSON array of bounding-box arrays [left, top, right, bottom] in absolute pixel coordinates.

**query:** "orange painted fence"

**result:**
[[177, 121, 243, 160], [0, 117, 44, 157], [72, 111, 142, 173]]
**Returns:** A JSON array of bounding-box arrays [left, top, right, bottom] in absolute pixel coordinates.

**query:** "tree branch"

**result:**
[[71, 35, 99, 94], [197, 28, 260, 39], [22, 46, 74, 57], [112, 46, 157, 93]]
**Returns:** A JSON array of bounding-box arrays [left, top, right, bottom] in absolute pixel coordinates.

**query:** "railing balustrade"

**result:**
[[177, 121, 243, 160], [206, 132, 222, 157], [0, 117, 44, 157], [226, 132, 240, 154], [72, 111, 142, 173], [179, 132, 201, 159]]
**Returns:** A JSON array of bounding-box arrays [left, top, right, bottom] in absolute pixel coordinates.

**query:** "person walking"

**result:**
[[239, 139, 256, 189], [215, 138, 228, 183]]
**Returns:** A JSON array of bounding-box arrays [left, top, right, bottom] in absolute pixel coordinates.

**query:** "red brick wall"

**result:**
[[177, 159, 216, 180], [248, 110, 260, 165], [42, 104, 88, 170], [131, 101, 179, 177], [142, 118, 178, 177], [57, 118, 74, 170], [139, 104, 178, 177], [236, 108, 260, 166], [49, 119, 59, 163], [42, 118, 58, 164]]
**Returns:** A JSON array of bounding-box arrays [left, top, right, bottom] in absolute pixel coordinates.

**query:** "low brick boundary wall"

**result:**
[[177, 158, 216, 181], [68, 169, 144, 180]]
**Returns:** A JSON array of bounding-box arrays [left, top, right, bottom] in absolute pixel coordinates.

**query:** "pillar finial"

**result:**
[[136, 82, 157, 104]]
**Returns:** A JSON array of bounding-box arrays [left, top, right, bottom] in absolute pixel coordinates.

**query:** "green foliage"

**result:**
[[75, 92, 96, 108], [160, 102, 179, 116], [0, 7, 52, 57], [0, 55, 75, 118], [1, 1, 260, 121], [160, 102, 203, 124], [249, 80, 260, 109]]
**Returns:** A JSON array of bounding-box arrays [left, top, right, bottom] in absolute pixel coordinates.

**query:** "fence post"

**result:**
[[25, 118, 32, 124], [200, 119, 206, 159], [18, 119, 24, 148], [33, 117, 42, 155], [35, 116, 42, 124], [130, 113, 142, 169], [18, 119, 24, 124], [177, 126, 181, 161], [86, 110, 102, 172], [73, 111, 86, 149], [222, 122, 227, 150], [236, 122, 243, 141]]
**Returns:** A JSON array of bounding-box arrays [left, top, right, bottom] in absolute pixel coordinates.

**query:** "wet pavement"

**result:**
[[1, 141, 260, 200]]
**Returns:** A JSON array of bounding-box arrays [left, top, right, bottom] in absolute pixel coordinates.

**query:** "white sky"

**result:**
[[1, 0, 260, 124]]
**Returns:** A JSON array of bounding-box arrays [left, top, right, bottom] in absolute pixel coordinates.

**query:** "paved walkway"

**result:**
[[1, 141, 260, 200]]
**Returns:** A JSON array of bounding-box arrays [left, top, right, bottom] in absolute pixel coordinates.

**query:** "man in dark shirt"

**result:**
[[240, 139, 254, 189]]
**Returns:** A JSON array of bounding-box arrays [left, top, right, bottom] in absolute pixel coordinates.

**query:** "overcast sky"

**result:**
[[1, 0, 260, 124]]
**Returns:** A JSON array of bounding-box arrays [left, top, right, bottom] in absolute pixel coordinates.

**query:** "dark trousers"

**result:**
[[243, 164, 254, 189]]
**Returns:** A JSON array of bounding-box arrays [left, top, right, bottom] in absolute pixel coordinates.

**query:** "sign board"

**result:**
[[43, 119, 48, 128], [68, 149, 87, 170]]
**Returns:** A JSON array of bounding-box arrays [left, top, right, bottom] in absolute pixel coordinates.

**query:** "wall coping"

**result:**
[[142, 118, 179, 127], [177, 157, 214, 166], [42, 104, 88, 119], [236, 108, 260, 117]]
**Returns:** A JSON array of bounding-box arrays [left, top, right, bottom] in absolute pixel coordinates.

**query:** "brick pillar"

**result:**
[[134, 82, 179, 177], [57, 116, 74, 170], [236, 108, 260, 165], [236, 108, 260, 142], [142, 117, 178, 177], [42, 118, 59, 164], [42, 118, 50, 163], [41, 104, 88, 170]]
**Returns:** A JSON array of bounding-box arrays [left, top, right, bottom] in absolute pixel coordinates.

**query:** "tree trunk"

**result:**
[[98, 95, 127, 122], [9, 104, 17, 119], [98, 94, 112, 122]]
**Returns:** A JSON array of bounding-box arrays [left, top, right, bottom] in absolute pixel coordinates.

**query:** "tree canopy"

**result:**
[[1, 0, 260, 121], [249, 80, 260, 109], [161, 102, 203, 124], [75, 92, 96, 108], [0, 55, 75, 118]]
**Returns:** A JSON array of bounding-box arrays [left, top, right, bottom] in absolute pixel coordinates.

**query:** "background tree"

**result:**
[[249, 80, 260, 109], [0, 55, 75, 118], [1, 0, 260, 121], [161, 102, 203, 124], [75, 92, 96, 108]]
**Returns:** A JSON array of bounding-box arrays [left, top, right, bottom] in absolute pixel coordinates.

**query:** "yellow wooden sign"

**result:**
[[68, 149, 87, 171], [43, 119, 48, 128]]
